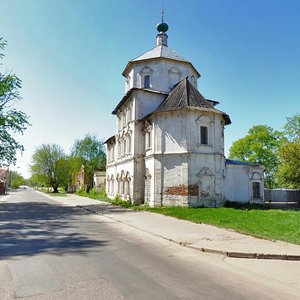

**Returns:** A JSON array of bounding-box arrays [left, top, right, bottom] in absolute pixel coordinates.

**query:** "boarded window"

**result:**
[[200, 126, 208, 144], [144, 75, 150, 88], [253, 182, 260, 198]]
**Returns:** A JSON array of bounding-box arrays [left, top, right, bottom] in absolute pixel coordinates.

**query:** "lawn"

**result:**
[[58, 189, 300, 245], [39, 188, 67, 197], [133, 206, 300, 245]]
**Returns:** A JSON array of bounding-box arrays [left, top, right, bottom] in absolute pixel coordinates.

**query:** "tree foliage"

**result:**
[[71, 134, 106, 184], [9, 170, 25, 189], [277, 140, 300, 188], [229, 125, 284, 188], [31, 144, 70, 192], [283, 113, 300, 142], [0, 38, 29, 166]]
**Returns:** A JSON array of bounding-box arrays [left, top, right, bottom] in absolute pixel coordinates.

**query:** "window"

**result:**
[[144, 75, 150, 88], [128, 135, 131, 153], [253, 182, 260, 198], [147, 131, 151, 149], [118, 141, 121, 158], [200, 126, 208, 144]]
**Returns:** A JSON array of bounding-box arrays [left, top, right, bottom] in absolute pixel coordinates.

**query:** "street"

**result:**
[[0, 189, 299, 299]]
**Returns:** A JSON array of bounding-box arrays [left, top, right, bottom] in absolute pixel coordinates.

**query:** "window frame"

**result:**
[[144, 75, 151, 88], [200, 126, 208, 145], [252, 182, 261, 199]]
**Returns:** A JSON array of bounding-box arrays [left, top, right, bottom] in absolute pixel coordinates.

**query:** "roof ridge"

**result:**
[[185, 77, 190, 106]]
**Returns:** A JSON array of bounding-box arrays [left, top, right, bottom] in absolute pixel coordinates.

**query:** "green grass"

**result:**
[[133, 206, 300, 245], [39, 188, 67, 197], [70, 189, 300, 245], [75, 189, 132, 208]]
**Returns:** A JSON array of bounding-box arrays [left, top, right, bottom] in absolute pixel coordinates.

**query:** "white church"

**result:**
[[105, 19, 264, 207]]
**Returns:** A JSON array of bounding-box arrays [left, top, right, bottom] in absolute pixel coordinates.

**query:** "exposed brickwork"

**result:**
[[165, 184, 198, 196]]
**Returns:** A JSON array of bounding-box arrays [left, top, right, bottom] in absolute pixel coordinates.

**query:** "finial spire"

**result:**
[[156, 3, 169, 46]]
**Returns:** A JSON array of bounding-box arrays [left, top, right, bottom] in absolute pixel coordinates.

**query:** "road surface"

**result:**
[[0, 189, 299, 299]]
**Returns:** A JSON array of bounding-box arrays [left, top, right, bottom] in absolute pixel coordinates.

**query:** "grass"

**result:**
[[75, 189, 132, 208], [133, 206, 300, 245], [39, 188, 67, 197], [65, 189, 300, 245]]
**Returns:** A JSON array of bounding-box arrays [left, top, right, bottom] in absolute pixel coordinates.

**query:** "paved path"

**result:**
[[47, 191, 300, 260]]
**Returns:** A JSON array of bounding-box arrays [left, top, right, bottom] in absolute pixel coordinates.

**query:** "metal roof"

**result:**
[[122, 45, 200, 77], [151, 78, 231, 125], [132, 45, 189, 63], [225, 159, 261, 166]]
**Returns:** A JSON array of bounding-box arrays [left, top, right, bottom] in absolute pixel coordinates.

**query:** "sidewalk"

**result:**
[[45, 191, 300, 261]]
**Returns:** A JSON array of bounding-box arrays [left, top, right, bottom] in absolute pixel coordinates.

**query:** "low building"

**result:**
[[0, 168, 9, 195], [93, 170, 106, 193]]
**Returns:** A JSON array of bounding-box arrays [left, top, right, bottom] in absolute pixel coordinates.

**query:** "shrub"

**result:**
[[224, 201, 266, 210], [111, 194, 132, 208]]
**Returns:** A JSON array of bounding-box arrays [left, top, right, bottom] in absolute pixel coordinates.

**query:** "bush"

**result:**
[[88, 187, 100, 199], [224, 201, 266, 210], [101, 186, 107, 198], [76, 188, 89, 197], [111, 194, 132, 208]]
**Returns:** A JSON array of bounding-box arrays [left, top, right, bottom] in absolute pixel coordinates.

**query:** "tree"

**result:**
[[31, 144, 70, 193], [9, 170, 25, 189], [71, 134, 106, 189], [283, 113, 300, 142], [277, 140, 300, 188], [276, 114, 300, 188], [229, 125, 284, 188], [0, 38, 29, 166]]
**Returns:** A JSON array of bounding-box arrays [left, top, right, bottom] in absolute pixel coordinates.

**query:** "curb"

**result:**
[[76, 205, 300, 261]]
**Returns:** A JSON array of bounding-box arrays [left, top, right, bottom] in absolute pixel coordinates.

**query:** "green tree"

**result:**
[[283, 113, 300, 142], [229, 125, 284, 188], [71, 134, 106, 189], [0, 38, 29, 166], [9, 170, 25, 189], [277, 140, 300, 188], [27, 173, 46, 188], [31, 144, 70, 193]]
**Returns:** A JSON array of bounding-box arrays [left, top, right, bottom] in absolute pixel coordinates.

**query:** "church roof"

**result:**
[[122, 45, 200, 77], [149, 78, 231, 125], [132, 45, 189, 63], [112, 87, 167, 115], [226, 159, 262, 167]]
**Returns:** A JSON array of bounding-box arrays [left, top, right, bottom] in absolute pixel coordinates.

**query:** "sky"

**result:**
[[1, 0, 299, 178]]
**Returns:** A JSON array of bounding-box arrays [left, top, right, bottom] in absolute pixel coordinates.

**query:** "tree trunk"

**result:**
[[53, 186, 59, 193]]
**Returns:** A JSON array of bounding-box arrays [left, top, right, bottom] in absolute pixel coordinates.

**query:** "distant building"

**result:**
[[93, 170, 106, 193], [0, 168, 9, 195], [105, 19, 264, 207], [73, 165, 91, 192]]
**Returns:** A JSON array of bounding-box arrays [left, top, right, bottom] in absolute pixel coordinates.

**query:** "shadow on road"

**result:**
[[78, 204, 133, 215], [0, 201, 109, 259]]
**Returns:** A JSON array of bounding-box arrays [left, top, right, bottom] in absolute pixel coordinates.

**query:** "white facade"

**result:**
[[105, 25, 264, 207]]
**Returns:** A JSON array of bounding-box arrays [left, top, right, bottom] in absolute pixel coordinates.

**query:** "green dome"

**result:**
[[157, 22, 169, 33]]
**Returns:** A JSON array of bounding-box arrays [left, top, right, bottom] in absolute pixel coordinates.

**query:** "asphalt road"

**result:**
[[0, 189, 298, 299]]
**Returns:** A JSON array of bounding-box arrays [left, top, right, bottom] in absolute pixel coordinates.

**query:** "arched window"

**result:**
[[144, 75, 150, 88], [140, 66, 153, 89], [200, 126, 208, 145], [196, 115, 213, 146]]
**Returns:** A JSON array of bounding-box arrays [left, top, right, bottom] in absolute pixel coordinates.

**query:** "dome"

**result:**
[[156, 22, 168, 33]]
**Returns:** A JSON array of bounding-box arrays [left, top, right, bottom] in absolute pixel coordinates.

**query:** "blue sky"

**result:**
[[1, 0, 299, 178]]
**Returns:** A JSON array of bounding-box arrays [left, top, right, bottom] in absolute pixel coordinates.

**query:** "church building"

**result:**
[[105, 19, 264, 207]]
